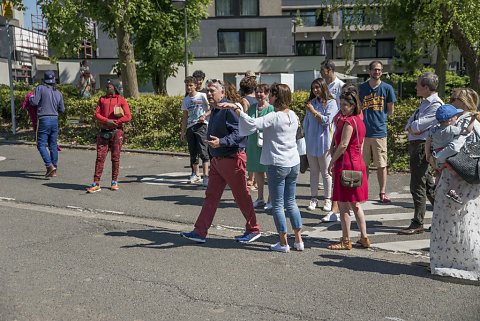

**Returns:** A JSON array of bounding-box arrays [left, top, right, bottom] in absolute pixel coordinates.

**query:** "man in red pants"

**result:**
[[87, 79, 131, 193], [181, 79, 261, 244]]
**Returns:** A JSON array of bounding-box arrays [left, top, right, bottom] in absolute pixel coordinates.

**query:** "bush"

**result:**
[[0, 87, 418, 170]]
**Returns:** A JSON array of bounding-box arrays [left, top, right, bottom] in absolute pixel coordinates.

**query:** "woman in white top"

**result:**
[[219, 83, 303, 253]]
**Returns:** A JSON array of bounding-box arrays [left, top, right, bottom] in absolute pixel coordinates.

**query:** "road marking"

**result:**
[[373, 239, 430, 256], [0, 156, 6, 161], [141, 172, 192, 186], [0, 196, 15, 201], [304, 224, 431, 240]]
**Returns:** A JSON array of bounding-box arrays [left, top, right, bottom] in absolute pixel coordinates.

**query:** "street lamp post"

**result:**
[[172, 0, 188, 78]]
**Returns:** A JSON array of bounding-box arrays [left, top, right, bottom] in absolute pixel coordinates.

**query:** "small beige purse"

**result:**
[[340, 118, 363, 188]]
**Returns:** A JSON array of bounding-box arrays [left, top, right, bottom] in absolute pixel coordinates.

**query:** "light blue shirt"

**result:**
[[303, 98, 337, 157], [405, 93, 444, 141]]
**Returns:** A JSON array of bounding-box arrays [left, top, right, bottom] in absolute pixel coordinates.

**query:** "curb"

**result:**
[[0, 139, 189, 158]]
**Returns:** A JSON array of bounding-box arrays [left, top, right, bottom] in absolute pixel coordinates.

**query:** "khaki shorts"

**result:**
[[362, 137, 387, 168]]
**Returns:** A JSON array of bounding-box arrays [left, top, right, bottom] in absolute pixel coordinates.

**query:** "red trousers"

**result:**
[[94, 129, 123, 183], [194, 151, 260, 238]]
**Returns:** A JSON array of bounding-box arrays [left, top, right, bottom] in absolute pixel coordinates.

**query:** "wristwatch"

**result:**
[[234, 106, 241, 112]]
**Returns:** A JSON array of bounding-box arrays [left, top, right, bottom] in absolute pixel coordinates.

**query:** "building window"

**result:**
[[354, 39, 397, 59], [218, 29, 266, 55], [283, 9, 332, 27], [216, 0, 258, 17], [342, 8, 381, 26], [296, 41, 333, 58]]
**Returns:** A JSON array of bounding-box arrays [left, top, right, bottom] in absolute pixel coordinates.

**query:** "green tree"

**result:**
[[34, 0, 139, 98], [133, 0, 210, 95], [323, 0, 480, 93]]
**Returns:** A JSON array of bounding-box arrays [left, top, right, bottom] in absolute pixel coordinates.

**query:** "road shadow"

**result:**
[[105, 228, 269, 252], [144, 194, 241, 209], [0, 170, 45, 180], [314, 254, 429, 277], [43, 182, 87, 191]]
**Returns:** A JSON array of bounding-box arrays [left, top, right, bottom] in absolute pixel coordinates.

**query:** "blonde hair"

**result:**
[[455, 88, 480, 121]]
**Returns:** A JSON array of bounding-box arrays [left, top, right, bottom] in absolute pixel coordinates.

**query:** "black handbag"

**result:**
[[100, 128, 117, 140], [340, 118, 363, 188], [446, 130, 480, 184]]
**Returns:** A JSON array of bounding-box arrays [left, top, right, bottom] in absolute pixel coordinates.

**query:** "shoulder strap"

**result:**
[[341, 117, 360, 171]]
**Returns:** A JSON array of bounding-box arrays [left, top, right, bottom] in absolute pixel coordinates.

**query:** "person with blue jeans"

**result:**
[[221, 83, 303, 253], [29, 70, 65, 178]]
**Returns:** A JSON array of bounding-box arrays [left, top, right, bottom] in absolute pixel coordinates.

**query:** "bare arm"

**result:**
[[387, 102, 394, 117], [240, 98, 249, 113], [328, 123, 353, 176], [180, 110, 188, 141], [461, 114, 478, 135]]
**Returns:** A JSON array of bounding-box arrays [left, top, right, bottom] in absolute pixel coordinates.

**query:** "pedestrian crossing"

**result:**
[[303, 198, 432, 256]]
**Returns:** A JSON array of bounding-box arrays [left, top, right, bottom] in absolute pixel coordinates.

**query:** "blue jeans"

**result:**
[[267, 164, 302, 233], [36, 117, 58, 167]]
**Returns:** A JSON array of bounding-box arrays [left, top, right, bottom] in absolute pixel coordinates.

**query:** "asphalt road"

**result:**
[[1, 143, 479, 321]]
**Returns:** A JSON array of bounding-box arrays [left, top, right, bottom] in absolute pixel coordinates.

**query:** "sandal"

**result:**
[[328, 238, 352, 250], [356, 237, 371, 248]]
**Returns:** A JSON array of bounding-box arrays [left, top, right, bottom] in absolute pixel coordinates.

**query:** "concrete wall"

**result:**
[[260, 0, 281, 15], [190, 16, 294, 57], [0, 59, 10, 85], [166, 55, 323, 95], [96, 26, 118, 58]]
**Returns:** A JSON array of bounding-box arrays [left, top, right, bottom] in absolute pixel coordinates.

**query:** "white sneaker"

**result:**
[[253, 199, 265, 208], [225, 185, 230, 190], [322, 211, 339, 222], [264, 203, 272, 210], [270, 242, 290, 253], [190, 175, 202, 184], [323, 199, 332, 211], [349, 210, 354, 217], [294, 242, 304, 251], [307, 198, 318, 211], [202, 177, 209, 187], [318, 183, 324, 190]]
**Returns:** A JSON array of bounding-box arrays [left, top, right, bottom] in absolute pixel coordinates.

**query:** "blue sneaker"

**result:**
[[180, 230, 206, 243], [236, 232, 261, 243]]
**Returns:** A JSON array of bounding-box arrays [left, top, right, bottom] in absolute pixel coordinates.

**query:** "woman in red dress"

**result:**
[[327, 90, 370, 250]]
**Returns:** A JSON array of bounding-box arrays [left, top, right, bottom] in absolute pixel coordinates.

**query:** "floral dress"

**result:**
[[430, 170, 480, 281]]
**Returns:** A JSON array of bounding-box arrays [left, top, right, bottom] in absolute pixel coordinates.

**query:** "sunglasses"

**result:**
[[207, 79, 224, 86]]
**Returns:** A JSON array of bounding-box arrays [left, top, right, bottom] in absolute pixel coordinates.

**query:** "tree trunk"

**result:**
[[152, 69, 168, 96], [435, 35, 448, 97], [440, 4, 479, 92], [116, 23, 139, 99]]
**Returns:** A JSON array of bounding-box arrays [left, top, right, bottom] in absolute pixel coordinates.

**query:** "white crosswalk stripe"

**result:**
[[304, 197, 433, 255]]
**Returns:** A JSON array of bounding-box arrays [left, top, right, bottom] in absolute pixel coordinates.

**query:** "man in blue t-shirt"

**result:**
[[359, 61, 396, 203]]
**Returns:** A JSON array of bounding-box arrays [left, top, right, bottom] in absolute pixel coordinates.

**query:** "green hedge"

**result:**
[[0, 86, 421, 170]]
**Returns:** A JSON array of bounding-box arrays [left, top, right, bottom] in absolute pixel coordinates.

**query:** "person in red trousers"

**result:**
[[87, 79, 131, 193]]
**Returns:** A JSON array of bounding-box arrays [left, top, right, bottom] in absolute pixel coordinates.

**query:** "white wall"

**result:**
[[166, 56, 324, 95], [0, 60, 10, 85]]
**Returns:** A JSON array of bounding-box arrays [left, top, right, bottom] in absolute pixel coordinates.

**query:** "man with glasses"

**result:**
[[359, 61, 396, 203], [399, 72, 443, 235], [181, 79, 261, 244]]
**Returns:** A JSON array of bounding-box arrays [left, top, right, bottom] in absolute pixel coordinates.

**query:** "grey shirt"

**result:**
[[405, 93, 443, 141]]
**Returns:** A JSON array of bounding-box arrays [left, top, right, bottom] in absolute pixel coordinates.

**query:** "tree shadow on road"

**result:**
[[0, 170, 45, 180], [105, 228, 270, 252], [314, 253, 430, 278], [43, 182, 87, 191], [144, 194, 241, 209]]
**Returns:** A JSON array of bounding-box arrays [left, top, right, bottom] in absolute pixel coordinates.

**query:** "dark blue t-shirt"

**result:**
[[359, 81, 396, 138]]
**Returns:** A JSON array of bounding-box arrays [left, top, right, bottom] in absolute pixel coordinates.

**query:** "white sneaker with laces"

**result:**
[[270, 242, 290, 253], [322, 211, 339, 222], [264, 203, 272, 210], [294, 242, 304, 251], [190, 175, 202, 184], [323, 199, 332, 211], [307, 198, 318, 211]]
